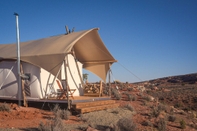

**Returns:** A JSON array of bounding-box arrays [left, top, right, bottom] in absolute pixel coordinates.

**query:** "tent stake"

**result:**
[[14, 13, 21, 106]]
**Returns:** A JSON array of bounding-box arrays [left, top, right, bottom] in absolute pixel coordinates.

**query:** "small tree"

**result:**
[[83, 73, 88, 83]]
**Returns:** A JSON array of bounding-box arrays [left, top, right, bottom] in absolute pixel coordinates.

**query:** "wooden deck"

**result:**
[[72, 99, 119, 113], [43, 96, 119, 114]]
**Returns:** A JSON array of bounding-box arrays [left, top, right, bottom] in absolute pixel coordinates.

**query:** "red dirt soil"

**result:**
[[1, 73, 197, 131]]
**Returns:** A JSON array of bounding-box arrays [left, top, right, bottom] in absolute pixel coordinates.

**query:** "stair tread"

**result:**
[[72, 100, 116, 109], [77, 103, 119, 113]]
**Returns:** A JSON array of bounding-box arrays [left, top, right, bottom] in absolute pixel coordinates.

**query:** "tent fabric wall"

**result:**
[[0, 61, 18, 98], [0, 56, 83, 99], [0, 28, 116, 81]]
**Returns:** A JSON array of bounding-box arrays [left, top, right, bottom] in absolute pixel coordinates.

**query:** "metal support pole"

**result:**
[[14, 13, 21, 106], [108, 69, 111, 97], [64, 57, 70, 110]]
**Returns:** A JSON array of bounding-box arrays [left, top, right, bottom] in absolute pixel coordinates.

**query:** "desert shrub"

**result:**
[[125, 104, 135, 112], [141, 100, 147, 106], [114, 117, 136, 131], [38, 121, 51, 131], [121, 91, 126, 95], [38, 105, 65, 131], [52, 104, 71, 120], [157, 118, 166, 131], [61, 109, 71, 120], [151, 107, 160, 118], [102, 85, 110, 95], [103, 89, 108, 95], [132, 95, 137, 101], [143, 95, 152, 101], [146, 90, 151, 94], [141, 120, 152, 127], [125, 92, 137, 101], [54, 108, 62, 119], [38, 117, 65, 131], [111, 110, 119, 114], [53, 117, 65, 130], [127, 87, 133, 91], [158, 103, 167, 112], [111, 88, 122, 100], [120, 83, 127, 90], [151, 103, 167, 118], [188, 111, 197, 119], [0, 103, 11, 112], [174, 102, 182, 108], [115, 93, 122, 100], [52, 104, 59, 113], [190, 123, 197, 129], [126, 93, 133, 101], [180, 119, 186, 129], [168, 115, 176, 122]]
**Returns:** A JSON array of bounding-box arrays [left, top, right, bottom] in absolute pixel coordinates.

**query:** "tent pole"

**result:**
[[14, 13, 21, 106], [64, 56, 70, 110], [108, 68, 111, 97]]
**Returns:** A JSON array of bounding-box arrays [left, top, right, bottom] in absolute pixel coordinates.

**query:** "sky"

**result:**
[[0, 0, 197, 83]]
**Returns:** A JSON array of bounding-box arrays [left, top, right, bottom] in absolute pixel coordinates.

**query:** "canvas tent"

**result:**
[[0, 28, 117, 100]]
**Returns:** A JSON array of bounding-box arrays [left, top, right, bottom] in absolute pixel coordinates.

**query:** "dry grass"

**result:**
[[0, 103, 11, 112], [80, 107, 136, 130]]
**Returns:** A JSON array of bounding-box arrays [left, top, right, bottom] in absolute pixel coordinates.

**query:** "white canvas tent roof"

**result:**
[[0, 28, 117, 81]]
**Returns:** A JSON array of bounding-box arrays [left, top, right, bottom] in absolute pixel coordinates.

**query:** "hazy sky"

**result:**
[[0, 0, 197, 82]]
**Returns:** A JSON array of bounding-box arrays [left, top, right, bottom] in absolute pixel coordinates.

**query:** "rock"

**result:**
[[149, 96, 155, 101]]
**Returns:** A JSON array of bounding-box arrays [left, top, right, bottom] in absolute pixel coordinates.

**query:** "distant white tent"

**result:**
[[0, 28, 117, 101]]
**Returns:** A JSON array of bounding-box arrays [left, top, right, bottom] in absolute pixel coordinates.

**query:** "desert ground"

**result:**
[[0, 73, 197, 131]]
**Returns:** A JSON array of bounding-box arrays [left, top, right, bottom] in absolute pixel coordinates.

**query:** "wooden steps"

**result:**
[[72, 100, 119, 113], [83, 93, 100, 97]]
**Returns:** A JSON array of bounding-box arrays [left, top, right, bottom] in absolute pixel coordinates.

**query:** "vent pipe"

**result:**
[[14, 12, 21, 106]]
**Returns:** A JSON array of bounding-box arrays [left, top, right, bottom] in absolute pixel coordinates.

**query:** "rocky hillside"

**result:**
[[148, 73, 197, 85]]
